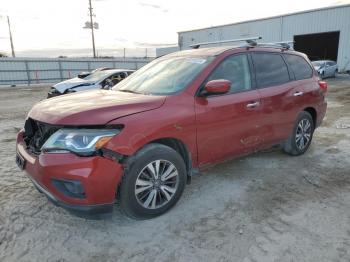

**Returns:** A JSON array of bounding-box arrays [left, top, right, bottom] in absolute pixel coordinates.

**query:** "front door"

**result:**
[[195, 54, 262, 167]]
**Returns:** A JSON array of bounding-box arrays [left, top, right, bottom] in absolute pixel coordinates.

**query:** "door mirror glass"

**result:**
[[204, 79, 231, 95]]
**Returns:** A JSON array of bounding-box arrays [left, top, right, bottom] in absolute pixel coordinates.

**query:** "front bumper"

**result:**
[[30, 175, 114, 217], [16, 131, 124, 216]]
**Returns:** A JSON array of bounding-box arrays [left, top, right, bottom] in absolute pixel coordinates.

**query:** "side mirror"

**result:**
[[203, 79, 231, 95], [78, 72, 90, 79]]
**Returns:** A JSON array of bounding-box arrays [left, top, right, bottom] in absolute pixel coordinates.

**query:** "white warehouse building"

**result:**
[[177, 4, 350, 71]]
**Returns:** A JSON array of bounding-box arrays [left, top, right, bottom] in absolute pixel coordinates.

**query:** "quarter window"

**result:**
[[252, 53, 290, 88], [207, 54, 252, 93], [284, 54, 313, 80]]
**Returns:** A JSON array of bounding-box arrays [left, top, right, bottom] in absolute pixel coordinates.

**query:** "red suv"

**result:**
[[16, 44, 327, 219]]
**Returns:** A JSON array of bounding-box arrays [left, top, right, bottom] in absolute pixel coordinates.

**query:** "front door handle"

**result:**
[[246, 101, 260, 108], [293, 91, 304, 97]]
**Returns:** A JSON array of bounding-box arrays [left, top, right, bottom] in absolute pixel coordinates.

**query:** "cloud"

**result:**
[[114, 37, 129, 42], [138, 2, 168, 12]]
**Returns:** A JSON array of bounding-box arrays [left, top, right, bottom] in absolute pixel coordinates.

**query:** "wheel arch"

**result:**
[[303, 107, 317, 126], [146, 137, 193, 178]]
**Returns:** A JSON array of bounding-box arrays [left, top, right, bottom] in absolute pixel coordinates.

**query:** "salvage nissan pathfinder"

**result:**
[[16, 40, 327, 219]]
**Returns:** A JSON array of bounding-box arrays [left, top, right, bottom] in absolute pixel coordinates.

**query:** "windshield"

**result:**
[[312, 61, 325, 67], [84, 71, 112, 82], [113, 56, 213, 95]]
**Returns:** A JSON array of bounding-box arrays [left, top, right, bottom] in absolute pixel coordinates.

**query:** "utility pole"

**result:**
[[88, 0, 96, 58], [7, 16, 15, 57]]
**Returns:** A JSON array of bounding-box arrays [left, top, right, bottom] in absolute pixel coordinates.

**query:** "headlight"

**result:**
[[41, 128, 120, 155]]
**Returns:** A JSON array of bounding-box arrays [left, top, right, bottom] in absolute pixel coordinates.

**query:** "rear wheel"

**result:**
[[283, 111, 314, 156], [333, 69, 338, 78], [119, 144, 186, 219]]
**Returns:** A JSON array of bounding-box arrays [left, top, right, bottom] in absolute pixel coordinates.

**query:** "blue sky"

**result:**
[[0, 0, 349, 57]]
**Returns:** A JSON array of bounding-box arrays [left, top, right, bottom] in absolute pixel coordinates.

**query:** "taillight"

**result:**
[[319, 80, 328, 93]]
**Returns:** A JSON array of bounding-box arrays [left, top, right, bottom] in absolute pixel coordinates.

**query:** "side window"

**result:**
[[110, 73, 125, 84], [252, 53, 290, 88], [207, 54, 252, 93], [284, 54, 313, 80]]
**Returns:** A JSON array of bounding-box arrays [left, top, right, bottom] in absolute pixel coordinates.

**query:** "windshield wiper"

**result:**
[[118, 89, 142, 94]]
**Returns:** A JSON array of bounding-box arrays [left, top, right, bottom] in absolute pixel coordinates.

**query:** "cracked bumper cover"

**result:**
[[16, 131, 124, 216]]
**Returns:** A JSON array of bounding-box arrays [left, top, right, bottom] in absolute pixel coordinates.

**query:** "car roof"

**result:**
[[103, 69, 135, 73], [164, 46, 234, 57], [163, 45, 305, 58]]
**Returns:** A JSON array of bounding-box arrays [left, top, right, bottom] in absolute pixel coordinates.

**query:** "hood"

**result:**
[[28, 90, 166, 125], [53, 77, 95, 93], [313, 66, 322, 71]]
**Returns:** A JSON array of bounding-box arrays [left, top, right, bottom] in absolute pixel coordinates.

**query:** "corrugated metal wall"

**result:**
[[179, 5, 350, 71], [0, 58, 152, 86]]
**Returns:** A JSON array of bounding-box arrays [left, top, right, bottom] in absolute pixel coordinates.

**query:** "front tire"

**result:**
[[283, 111, 314, 156], [119, 143, 186, 219]]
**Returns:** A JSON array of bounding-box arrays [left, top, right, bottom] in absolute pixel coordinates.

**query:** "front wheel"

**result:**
[[119, 144, 186, 219], [283, 111, 314, 156]]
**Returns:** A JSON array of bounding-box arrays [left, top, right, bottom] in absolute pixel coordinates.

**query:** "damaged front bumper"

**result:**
[[16, 131, 124, 217]]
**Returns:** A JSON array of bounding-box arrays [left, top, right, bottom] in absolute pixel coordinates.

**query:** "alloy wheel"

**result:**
[[295, 118, 312, 150], [135, 160, 179, 209]]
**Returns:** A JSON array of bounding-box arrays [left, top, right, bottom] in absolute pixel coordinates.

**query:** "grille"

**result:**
[[23, 118, 60, 155]]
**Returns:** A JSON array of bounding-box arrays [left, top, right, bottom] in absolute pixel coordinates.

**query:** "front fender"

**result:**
[[103, 94, 198, 167]]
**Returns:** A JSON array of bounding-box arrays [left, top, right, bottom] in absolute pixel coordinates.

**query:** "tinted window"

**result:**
[[284, 54, 313, 80], [252, 53, 290, 88], [207, 54, 251, 93]]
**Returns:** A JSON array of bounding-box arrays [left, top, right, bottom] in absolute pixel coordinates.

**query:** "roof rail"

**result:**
[[189, 36, 262, 49], [255, 41, 294, 50]]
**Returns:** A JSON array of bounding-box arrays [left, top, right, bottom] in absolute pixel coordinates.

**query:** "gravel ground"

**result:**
[[0, 77, 350, 262]]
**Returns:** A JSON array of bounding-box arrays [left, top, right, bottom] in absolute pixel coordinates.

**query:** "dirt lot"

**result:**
[[0, 77, 350, 262]]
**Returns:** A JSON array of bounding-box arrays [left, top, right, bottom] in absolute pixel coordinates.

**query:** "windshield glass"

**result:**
[[84, 71, 112, 82], [113, 56, 213, 95], [311, 61, 324, 67]]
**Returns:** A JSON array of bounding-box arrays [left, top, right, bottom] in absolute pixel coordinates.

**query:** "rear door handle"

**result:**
[[246, 101, 260, 108], [293, 91, 304, 97]]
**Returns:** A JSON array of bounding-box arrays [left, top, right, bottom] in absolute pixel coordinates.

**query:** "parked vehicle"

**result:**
[[47, 69, 134, 98], [16, 41, 327, 219], [311, 60, 338, 78], [77, 67, 113, 79]]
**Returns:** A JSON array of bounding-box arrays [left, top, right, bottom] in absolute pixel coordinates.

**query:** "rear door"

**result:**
[[283, 53, 318, 121], [251, 52, 297, 146], [195, 53, 262, 166]]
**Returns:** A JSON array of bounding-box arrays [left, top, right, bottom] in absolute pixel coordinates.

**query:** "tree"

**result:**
[[0, 52, 7, 57]]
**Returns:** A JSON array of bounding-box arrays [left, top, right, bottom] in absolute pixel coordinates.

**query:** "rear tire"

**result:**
[[119, 143, 186, 219], [283, 111, 314, 156], [333, 69, 338, 78]]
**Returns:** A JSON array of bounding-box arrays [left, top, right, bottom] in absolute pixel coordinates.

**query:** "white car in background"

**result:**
[[311, 60, 338, 79], [47, 69, 134, 98]]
